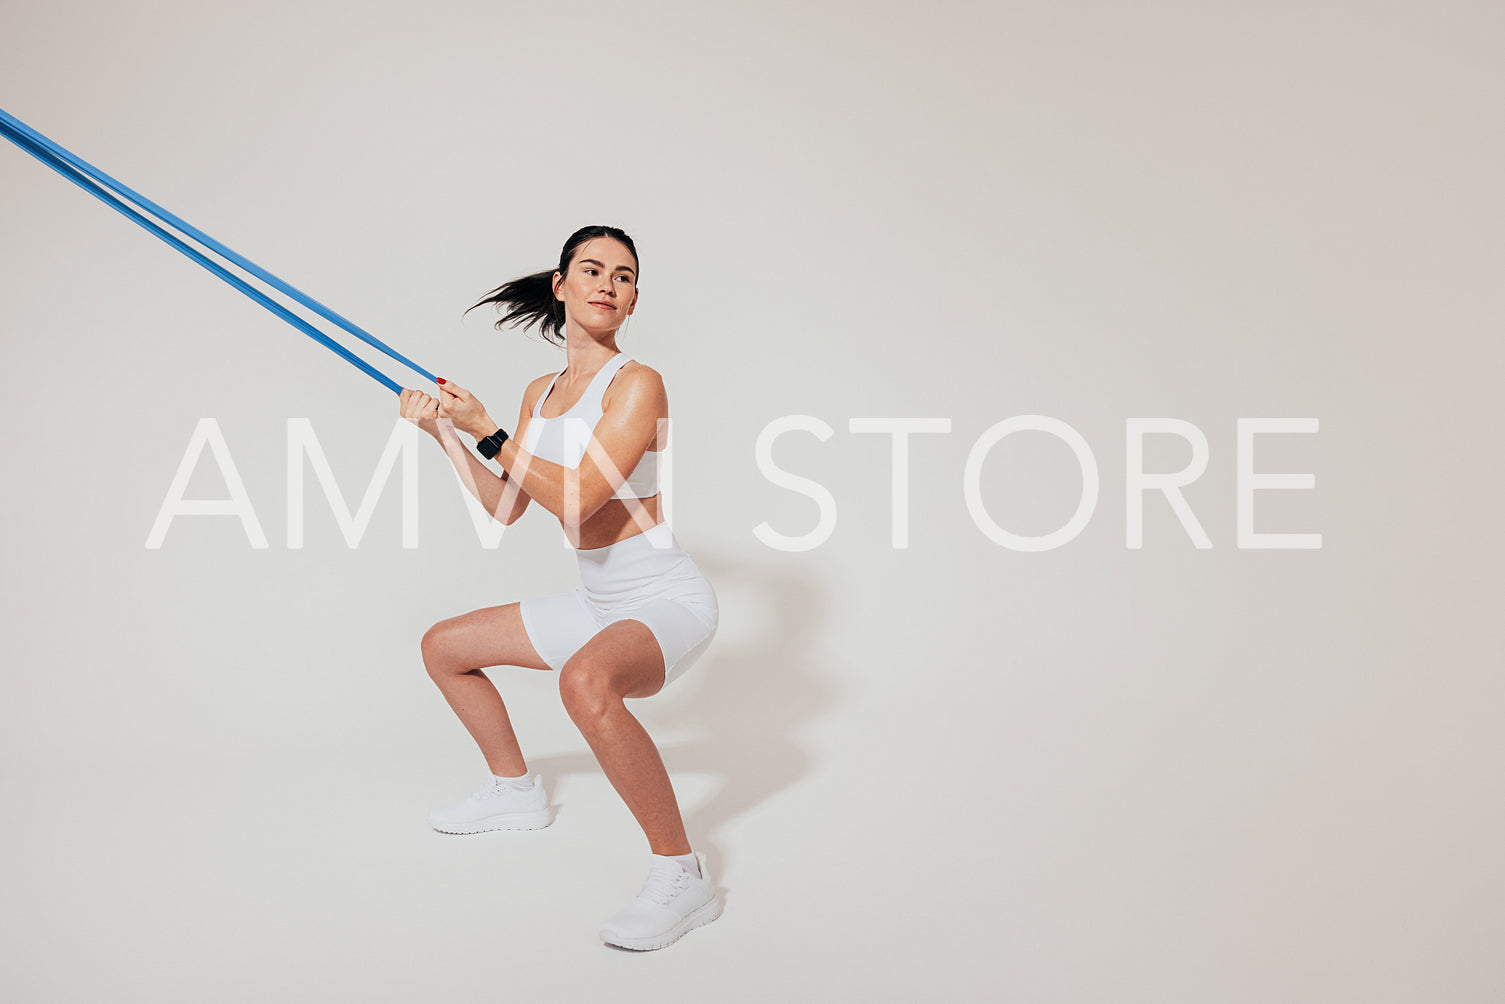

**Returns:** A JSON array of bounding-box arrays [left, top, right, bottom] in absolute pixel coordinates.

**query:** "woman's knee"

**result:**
[[421, 618, 465, 676], [558, 656, 618, 723]]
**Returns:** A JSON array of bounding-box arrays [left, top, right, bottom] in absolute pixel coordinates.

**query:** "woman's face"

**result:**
[[553, 237, 639, 333]]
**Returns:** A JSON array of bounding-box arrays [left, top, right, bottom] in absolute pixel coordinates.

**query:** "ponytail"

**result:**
[[466, 225, 639, 347], [467, 269, 565, 344]]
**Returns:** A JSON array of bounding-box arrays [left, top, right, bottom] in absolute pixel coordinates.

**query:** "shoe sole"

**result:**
[[429, 808, 552, 834], [600, 895, 723, 951]]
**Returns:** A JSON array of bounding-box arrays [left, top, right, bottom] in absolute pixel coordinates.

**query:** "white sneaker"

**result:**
[[428, 774, 551, 834], [599, 851, 722, 951]]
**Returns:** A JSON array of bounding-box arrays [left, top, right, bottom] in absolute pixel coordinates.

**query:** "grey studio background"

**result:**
[[2, 2, 1501, 1002]]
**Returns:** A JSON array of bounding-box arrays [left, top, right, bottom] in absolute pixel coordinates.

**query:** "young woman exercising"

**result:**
[[397, 225, 721, 951]]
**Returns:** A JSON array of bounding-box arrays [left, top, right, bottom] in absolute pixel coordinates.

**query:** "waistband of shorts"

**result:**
[[575, 521, 699, 599]]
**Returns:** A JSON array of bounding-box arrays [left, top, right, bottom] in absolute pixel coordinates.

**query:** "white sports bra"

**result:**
[[522, 352, 661, 500]]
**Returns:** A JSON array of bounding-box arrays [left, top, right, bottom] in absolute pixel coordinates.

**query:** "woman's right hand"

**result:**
[[400, 388, 441, 437]]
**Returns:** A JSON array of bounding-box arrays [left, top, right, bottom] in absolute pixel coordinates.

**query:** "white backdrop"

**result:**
[[2, 2, 1502, 1001]]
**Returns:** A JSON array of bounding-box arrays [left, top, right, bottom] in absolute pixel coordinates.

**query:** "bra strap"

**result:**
[[534, 353, 632, 418], [533, 370, 565, 418], [582, 353, 633, 412]]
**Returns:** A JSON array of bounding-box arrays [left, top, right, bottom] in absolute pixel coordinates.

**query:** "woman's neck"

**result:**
[[560, 328, 620, 380]]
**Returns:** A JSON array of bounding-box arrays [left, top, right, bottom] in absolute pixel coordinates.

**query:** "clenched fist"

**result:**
[[436, 378, 496, 440], [400, 388, 441, 437]]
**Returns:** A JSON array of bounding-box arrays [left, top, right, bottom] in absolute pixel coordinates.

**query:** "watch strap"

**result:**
[[476, 426, 509, 460]]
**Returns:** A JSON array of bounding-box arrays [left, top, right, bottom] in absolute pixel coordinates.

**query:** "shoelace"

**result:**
[[636, 864, 691, 907], [473, 777, 527, 800]]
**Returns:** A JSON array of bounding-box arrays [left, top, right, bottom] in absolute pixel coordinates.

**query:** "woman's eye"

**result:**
[[616, 275, 631, 283], [583, 268, 598, 275]]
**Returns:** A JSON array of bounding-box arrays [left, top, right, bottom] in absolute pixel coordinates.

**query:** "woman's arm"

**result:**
[[452, 385, 544, 525], [403, 385, 533, 526], [491, 366, 665, 529], [431, 426, 523, 526]]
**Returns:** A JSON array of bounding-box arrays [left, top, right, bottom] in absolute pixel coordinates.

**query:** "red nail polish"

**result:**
[[436, 377, 446, 384]]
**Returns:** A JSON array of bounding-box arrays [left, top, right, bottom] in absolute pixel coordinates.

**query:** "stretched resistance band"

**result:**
[[0, 107, 436, 394]]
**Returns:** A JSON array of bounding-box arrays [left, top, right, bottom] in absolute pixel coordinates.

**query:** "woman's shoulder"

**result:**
[[607, 357, 667, 409], [526, 369, 559, 393], [618, 356, 662, 382], [519, 370, 560, 415], [617, 357, 665, 392]]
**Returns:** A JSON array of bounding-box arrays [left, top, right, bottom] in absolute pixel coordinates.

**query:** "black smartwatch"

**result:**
[[475, 426, 510, 460]]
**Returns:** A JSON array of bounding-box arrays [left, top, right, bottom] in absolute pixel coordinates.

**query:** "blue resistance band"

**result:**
[[0, 107, 437, 395]]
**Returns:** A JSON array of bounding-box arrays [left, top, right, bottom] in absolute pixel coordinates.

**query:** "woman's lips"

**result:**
[[589, 301, 616, 309]]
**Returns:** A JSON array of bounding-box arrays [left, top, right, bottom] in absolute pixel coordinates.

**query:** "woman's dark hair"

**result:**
[[466, 225, 639, 346]]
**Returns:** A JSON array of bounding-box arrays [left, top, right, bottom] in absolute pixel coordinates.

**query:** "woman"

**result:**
[[397, 225, 721, 952]]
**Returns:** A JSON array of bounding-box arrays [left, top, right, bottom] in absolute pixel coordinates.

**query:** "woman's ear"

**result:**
[[553, 271, 564, 301]]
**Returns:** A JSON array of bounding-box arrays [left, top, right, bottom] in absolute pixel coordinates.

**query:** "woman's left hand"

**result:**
[[436, 378, 495, 440]]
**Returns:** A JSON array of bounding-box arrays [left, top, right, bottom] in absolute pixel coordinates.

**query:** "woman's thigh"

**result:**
[[421, 601, 554, 674], [560, 618, 669, 704]]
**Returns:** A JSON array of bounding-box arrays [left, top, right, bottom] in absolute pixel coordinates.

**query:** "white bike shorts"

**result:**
[[519, 520, 718, 690]]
